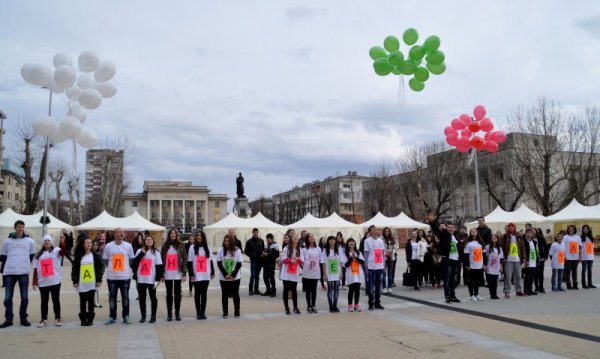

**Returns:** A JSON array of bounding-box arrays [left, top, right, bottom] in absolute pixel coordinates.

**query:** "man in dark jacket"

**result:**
[[260, 233, 279, 297], [476, 217, 492, 246], [244, 228, 265, 295], [426, 211, 460, 303]]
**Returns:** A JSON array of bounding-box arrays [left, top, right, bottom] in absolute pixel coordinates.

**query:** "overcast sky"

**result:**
[[1, 1, 599, 211]]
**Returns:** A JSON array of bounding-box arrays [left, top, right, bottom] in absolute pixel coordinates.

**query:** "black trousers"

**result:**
[[282, 280, 298, 311], [137, 283, 157, 318], [467, 269, 483, 296], [524, 267, 536, 293], [564, 260, 579, 287], [486, 273, 499, 298], [193, 281, 209, 315], [535, 260, 545, 290], [263, 265, 276, 293], [79, 290, 95, 315], [39, 283, 61, 320], [409, 260, 420, 288], [165, 280, 182, 314], [220, 280, 240, 314], [303, 278, 318, 307], [347, 283, 361, 305]]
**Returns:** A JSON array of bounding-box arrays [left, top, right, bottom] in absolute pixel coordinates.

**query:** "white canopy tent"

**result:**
[[545, 199, 600, 222], [75, 210, 122, 231], [0, 208, 73, 245], [123, 211, 166, 231], [361, 212, 428, 229], [392, 212, 429, 229], [466, 204, 549, 233], [204, 212, 285, 248], [289, 212, 361, 241]]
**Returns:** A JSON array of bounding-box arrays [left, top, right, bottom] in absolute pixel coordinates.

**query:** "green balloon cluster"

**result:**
[[369, 29, 447, 92]]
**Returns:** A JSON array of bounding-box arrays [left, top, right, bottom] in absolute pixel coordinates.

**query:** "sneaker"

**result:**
[[368, 305, 374, 311], [450, 297, 461, 303], [348, 304, 354, 312], [354, 304, 362, 312], [55, 318, 64, 327], [20, 320, 31, 327], [387, 288, 393, 294], [476, 295, 483, 301], [374, 304, 385, 310], [293, 308, 301, 314], [558, 288, 566, 292], [105, 318, 116, 325], [505, 293, 510, 298], [590, 285, 597, 289], [445, 297, 452, 303], [37, 320, 47, 328], [0, 321, 13, 329], [471, 296, 478, 301], [516, 292, 524, 297], [123, 316, 132, 324]]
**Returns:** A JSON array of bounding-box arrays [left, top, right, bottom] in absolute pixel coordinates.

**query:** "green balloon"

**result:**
[[408, 45, 425, 61], [373, 58, 393, 76], [408, 78, 425, 92], [414, 67, 430, 82], [426, 50, 445, 66], [388, 51, 404, 67], [398, 59, 417, 75], [391, 66, 402, 75], [383, 36, 400, 52], [423, 35, 441, 53], [426, 62, 446, 75], [369, 46, 388, 60], [403, 28, 419, 45]]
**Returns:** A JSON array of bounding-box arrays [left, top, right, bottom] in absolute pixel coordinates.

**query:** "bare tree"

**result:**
[[48, 159, 66, 217], [363, 157, 394, 218], [479, 154, 526, 211]]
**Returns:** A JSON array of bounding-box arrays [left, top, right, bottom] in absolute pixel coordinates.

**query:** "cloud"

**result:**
[[284, 5, 328, 22], [574, 15, 600, 40]]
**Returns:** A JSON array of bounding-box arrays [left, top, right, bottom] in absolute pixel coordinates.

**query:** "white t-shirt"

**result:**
[[448, 235, 459, 261], [364, 237, 385, 270], [549, 242, 565, 269], [33, 247, 62, 287], [302, 247, 322, 280], [464, 241, 484, 269], [1, 236, 36, 275], [280, 247, 304, 282], [485, 245, 504, 275], [410, 241, 419, 260], [135, 249, 162, 285], [563, 234, 582, 261], [163, 246, 182, 280], [216, 248, 243, 281], [78, 253, 97, 293], [187, 245, 213, 282], [321, 247, 344, 282], [344, 250, 365, 284], [102, 241, 134, 280], [507, 235, 520, 262], [582, 237, 595, 261], [526, 240, 537, 268]]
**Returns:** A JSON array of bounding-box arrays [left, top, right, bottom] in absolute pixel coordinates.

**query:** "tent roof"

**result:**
[[392, 212, 429, 229], [247, 212, 284, 228], [546, 199, 600, 222], [480, 206, 511, 223], [288, 213, 323, 228], [510, 204, 546, 222], [76, 210, 122, 230], [33, 211, 73, 229], [204, 213, 249, 229], [320, 213, 358, 228], [123, 211, 165, 231], [0, 208, 73, 230]]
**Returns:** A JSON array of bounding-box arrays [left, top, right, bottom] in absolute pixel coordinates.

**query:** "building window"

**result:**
[[151, 213, 157, 220], [7, 192, 11, 200], [342, 193, 350, 199], [132, 201, 138, 207], [342, 183, 351, 189], [215, 201, 220, 208], [14, 193, 19, 201]]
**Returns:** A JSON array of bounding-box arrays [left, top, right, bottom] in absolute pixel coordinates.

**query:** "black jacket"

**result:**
[[244, 237, 265, 260], [477, 225, 492, 246], [71, 251, 104, 284], [262, 242, 279, 266], [428, 219, 452, 258]]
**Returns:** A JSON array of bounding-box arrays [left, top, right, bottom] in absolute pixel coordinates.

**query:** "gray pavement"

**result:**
[[0, 253, 598, 358]]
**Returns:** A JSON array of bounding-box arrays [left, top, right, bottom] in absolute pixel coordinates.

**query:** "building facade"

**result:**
[[123, 181, 228, 232], [265, 171, 369, 225], [0, 158, 25, 213], [85, 149, 124, 213]]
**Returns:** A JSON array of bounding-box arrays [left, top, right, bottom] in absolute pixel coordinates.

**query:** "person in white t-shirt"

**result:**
[[187, 231, 214, 320], [72, 236, 104, 326], [463, 229, 485, 301], [344, 238, 364, 312], [563, 225, 582, 290], [0, 220, 36, 328], [160, 228, 188, 322], [580, 225, 596, 289], [302, 234, 321, 313], [281, 233, 304, 314], [523, 228, 539, 296], [484, 234, 504, 299], [132, 235, 163, 323], [32, 235, 64, 327], [363, 225, 385, 310], [322, 235, 343, 313], [549, 233, 566, 291], [216, 234, 243, 317], [102, 228, 135, 325]]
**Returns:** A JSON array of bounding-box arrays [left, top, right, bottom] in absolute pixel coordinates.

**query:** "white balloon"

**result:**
[[32, 116, 57, 137], [59, 116, 82, 139], [77, 73, 95, 89], [26, 64, 52, 86], [78, 51, 100, 72], [94, 81, 117, 98], [94, 60, 116, 82], [68, 105, 87, 124], [78, 89, 102, 109], [53, 52, 73, 68], [49, 124, 68, 143], [75, 127, 99, 149], [53, 65, 76, 89], [66, 86, 83, 101], [21, 63, 35, 83], [46, 77, 65, 94]]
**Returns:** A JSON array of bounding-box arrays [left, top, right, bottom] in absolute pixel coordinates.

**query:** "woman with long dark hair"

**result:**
[[581, 225, 596, 289], [563, 224, 582, 290], [161, 228, 188, 321], [302, 233, 320, 313], [187, 231, 214, 320], [217, 234, 243, 317], [382, 227, 396, 293], [281, 233, 303, 314], [71, 236, 103, 326], [132, 235, 162, 323], [464, 228, 484, 300], [32, 235, 63, 327], [484, 234, 503, 299], [336, 232, 346, 290], [344, 238, 364, 312], [322, 235, 342, 312]]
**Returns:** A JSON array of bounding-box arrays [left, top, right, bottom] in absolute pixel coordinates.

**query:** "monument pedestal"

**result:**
[[233, 196, 251, 218]]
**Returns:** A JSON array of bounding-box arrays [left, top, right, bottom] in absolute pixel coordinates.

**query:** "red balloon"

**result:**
[[491, 131, 507, 144], [473, 105, 486, 121], [458, 136, 470, 148], [468, 120, 481, 132], [456, 145, 470, 153], [446, 134, 459, 146], [479, 118, 494, 132], [459, 114, 471, 125], [470, 136, 485, 150], [485, 140, 499, 153], [484, 131, 492, 139], [461, 128, 472, 138], [451, 119, 465, 130], [444, 126, 458, 136]]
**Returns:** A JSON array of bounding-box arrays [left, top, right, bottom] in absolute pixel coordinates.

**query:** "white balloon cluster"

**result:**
[[21, 51, 117, 149]]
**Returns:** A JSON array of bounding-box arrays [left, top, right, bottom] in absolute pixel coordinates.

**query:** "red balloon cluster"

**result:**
[[444, 105, 506, 153]]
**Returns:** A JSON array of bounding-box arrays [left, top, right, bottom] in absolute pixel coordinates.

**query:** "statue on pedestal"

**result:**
[[236, 172, 245, 198]]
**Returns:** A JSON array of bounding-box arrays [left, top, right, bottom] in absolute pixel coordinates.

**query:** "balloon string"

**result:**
[[72, 139, 78, 173], [396, 76, 406, 110]]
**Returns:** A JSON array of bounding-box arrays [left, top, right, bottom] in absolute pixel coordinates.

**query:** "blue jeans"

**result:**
[[249, 260, 262, 292], [551, 268, 564, 290], [327, 281, 340, 308], [442, 259, 459, 299], [3, 274, 29, 321], [367, 269, 383, 306], [107, 279, 130, 319]]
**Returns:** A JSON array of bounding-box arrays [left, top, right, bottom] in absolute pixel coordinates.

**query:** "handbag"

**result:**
[[402, 268, 415, 287]]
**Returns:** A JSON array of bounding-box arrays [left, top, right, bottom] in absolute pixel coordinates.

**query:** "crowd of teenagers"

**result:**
[[0, 213, 596, 328]]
